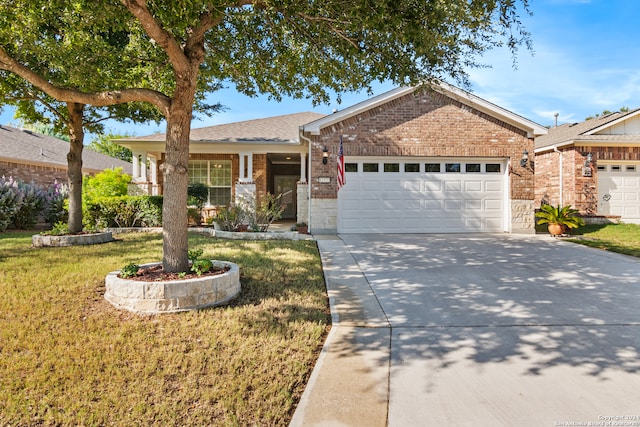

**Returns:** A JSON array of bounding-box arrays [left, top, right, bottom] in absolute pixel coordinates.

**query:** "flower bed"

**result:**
[[32, 231, 114, 247], [104, 260, 240, 314]]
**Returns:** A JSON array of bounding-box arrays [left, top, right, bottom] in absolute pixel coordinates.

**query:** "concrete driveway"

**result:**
[[291, 234, 640, 426]]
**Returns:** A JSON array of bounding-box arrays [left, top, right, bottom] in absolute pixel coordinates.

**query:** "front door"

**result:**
[[274, 175, 297, 219]]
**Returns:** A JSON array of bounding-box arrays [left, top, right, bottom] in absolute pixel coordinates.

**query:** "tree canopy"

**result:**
[[0, 0, 532, 270]]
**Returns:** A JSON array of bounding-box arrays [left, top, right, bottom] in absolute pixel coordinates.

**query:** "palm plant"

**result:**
[[536, 204, 585, 235]]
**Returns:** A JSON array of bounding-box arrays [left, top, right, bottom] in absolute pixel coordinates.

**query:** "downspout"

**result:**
[[553, 146, 563, 206], [299, 129, 313, 233]]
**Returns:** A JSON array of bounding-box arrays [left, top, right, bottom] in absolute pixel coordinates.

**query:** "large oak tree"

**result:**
[[0, 0, 531, 271]]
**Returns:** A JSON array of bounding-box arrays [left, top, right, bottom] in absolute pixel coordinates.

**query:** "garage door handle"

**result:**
[[603, 194, 611, 201]]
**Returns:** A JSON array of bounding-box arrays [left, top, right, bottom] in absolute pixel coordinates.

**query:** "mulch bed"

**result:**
[[122, 264, 231, 282]]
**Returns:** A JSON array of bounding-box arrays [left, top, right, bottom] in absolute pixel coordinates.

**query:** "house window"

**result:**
[[384, 163, 400, 172], [188, 160, 232, 206], [486, 164, 501, 173], [425, 163, 441, 173], [465, 163, 481, 173], [597, 165, 607, 171], [363, 163, 379, 172], [446, 163, 461, 173], [611, 165, 622, 171], [404, 163, 420, 172], [345, 163, 358, 172], [626, 165, 636, 172]]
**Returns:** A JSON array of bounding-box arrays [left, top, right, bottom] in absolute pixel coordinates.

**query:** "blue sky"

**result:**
[[2, 0, 639, 137]]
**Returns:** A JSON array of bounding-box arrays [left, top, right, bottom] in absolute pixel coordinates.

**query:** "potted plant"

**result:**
[[535, 204, 585, 236], [293, 222, 308, 234]]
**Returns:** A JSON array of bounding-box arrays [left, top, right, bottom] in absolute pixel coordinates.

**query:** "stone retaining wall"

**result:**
[[105, 261, 241, 314]]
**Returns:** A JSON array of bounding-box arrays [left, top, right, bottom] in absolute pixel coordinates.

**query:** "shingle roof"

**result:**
[[0, 125, 132, 173], [535, 108, 640, 149], [121, 112, 327, 144]]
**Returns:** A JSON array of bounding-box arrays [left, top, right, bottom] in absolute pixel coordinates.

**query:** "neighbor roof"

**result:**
[[535, 108, 640, 151], [120, 112, 326, 144], [302, 83, 548, 138], [0, 125, 132, 174]]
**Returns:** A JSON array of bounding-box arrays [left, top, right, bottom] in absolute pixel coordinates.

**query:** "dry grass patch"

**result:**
[[0, 231, 329, 426]]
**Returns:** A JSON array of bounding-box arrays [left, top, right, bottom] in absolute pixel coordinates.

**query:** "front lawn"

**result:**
[[566, 223, 640, 258], [0, 231, 329, 426]]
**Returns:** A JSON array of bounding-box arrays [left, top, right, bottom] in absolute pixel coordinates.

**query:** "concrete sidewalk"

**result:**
[[289, 236, 391, 427]]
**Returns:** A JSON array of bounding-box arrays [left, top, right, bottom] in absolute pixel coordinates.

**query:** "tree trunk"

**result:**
[[161, 80, 197, 272], [66, 102, 85, 234]]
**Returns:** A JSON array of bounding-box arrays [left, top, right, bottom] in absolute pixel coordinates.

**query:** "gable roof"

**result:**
[[535, 108, 640, 151], [119, 112, 326, 145], [302, 83, 548, 138], [0, 125, 132, 174]]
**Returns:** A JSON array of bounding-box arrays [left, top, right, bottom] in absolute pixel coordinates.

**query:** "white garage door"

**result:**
[[598, 164, 640, 223], [338, 158, 507, 233]]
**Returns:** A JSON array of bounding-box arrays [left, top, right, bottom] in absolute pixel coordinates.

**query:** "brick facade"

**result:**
[[0, 160, 68, 186], [158, 153, 269, 203], [307, 90, 535, 201], [536, 145, 640, 215]]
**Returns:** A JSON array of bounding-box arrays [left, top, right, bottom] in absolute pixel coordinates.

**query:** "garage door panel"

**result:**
[[424, 181, 442, 192], [464, 181, 482, 192], [485, 181, 502, 192], [339, 159, 506, 233], [465, 199, 482, 210], [444, 181, 462, 191], [444, 199, 463, 211]]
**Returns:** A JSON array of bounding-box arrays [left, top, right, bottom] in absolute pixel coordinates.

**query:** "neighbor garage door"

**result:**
[[338, 158, 507, 233], [598, 163, 640, 223]]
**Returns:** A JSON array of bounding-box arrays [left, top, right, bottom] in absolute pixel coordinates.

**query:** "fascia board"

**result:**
[[583, 109, 640, 135]]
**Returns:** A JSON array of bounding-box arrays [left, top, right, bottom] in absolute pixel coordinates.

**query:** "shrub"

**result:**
[[43, 180, 68, 226], [0, 177, 21, 232], [84, 195, 163, 229], [187, 183, 209, 226], [83, 168, 131, 201], [214, 204, 246, 231], [11, 181, 46, 230]]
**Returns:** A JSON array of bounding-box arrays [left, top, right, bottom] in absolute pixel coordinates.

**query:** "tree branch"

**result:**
[[0, 46, 171, 116]]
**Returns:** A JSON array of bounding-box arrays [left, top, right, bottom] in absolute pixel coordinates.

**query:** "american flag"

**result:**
[[337, 135, 345, 191]]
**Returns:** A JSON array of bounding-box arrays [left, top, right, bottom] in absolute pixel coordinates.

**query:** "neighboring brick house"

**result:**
[[121, 85, 547, 233], [535, 109, 640, 224], [302, 85, 546, 233], [0, 125, 132, 186]]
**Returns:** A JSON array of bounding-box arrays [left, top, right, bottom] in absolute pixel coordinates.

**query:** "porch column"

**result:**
[[132, 151, 141, 182], [140, 152, 147, 182], [149, 155, 157, 185], [299, 152, 307, 183]]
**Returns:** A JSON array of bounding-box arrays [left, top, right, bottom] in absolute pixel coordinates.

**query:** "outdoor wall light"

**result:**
[[322, 146, 329, 165], [520, 149, 529, 168], [585, 152, 593, 167]]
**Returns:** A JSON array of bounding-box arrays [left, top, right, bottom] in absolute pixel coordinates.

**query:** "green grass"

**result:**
[[565, 223, 640, 258], [0, 231, 329, 426]]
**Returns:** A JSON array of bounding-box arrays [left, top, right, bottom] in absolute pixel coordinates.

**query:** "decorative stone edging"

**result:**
[[32, 231, 114, 247], [104, 260, 241, 314]]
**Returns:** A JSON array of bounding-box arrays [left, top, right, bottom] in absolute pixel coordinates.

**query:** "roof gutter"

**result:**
[[534, 140, 574, 154]]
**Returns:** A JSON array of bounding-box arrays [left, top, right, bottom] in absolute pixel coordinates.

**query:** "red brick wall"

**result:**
[[307, 90, 534, 200], [1, 160, 69, 187], [535, 145, 640, 215], [163, 153, 268, 202]]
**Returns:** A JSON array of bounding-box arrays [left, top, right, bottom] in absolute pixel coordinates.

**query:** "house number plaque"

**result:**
[[317, 176, 331, 183], [582, 166, 592, 177]]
